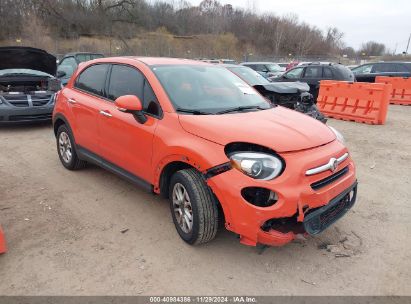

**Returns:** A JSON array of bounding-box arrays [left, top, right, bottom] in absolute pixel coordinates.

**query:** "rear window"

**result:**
[[395, 63, 411, 72], [373, 63, 396, 73]]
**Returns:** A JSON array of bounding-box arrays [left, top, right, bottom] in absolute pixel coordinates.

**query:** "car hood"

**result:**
[[256, 81, 310, 94], [178, 107, 335, 152], [0, 47, 57, 76]]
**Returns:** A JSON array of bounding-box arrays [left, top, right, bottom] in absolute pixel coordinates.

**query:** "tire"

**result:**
[[56, 125, 87, 170], [169, 168, 218, 245]]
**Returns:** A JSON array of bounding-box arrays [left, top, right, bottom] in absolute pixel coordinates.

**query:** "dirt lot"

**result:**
[[0, 105, 410, 296]]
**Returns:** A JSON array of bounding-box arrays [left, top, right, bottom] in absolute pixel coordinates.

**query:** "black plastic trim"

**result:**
[[311, 166, 349, 191], [76, 145, 153, 192], [204, 162, 232, 179], [304, 181, 358, 235]]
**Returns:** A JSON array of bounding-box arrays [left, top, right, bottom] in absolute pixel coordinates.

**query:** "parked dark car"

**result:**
[[271, 63, 354, 100], [240, 62, 284, 79], [0, 46, 60, 124], [224, 64, 326, 123], [351, 62, 411, 82], [57, 52, 104, 85]]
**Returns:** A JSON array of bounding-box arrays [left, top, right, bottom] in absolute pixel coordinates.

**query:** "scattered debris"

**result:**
[[351, 230, 363, 246], [335, 253, 351, 258], [121, 229, 129, 234], [301, 279, 316, 286], [326, 244, 342, 254], [317, 242, 331, 250]]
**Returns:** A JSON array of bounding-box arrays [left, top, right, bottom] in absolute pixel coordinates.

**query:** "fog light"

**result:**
[[241, 187, 278, 207]]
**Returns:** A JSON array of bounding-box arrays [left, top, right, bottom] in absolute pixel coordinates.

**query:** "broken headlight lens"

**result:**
[[230, 152, 283, 180], [329, 126, 345, 144]]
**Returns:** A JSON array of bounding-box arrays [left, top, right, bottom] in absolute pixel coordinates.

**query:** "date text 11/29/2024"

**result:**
[[149, 296, 257, 303]]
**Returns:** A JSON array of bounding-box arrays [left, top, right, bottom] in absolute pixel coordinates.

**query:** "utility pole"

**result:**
[[405, 33, 411, 54]]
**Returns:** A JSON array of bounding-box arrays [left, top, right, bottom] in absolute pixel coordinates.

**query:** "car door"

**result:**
[[57, 57, 78, 85], [301, 66, 323, 99], [68, 64, 110, 154], [98, 64, 161, 183]]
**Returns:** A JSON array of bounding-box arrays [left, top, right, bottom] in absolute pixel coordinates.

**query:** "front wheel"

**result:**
[[169, 169, 219, 245]]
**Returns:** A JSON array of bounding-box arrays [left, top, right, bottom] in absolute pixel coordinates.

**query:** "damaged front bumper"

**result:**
[[206, 140, 357, 247]]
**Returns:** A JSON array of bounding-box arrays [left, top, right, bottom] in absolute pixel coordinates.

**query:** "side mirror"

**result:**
[[115, 95, 147, 124], [57, 70, 66, 78]]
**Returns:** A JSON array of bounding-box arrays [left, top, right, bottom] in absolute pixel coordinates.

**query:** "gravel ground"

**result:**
[[0, 105, 410, 295]]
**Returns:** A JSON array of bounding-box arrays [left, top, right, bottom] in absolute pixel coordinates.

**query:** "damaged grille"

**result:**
[[304, 182, 357, 235], [310, 166, 349, 190]]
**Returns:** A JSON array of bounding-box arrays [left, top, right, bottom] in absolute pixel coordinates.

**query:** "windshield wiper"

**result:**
[[215, 105, 267, 115], [176, 108, 213, 115]]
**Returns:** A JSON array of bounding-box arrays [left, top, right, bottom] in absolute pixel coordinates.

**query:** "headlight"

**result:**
[[329, 126, 345, 144], [229, 152, 283, 180]]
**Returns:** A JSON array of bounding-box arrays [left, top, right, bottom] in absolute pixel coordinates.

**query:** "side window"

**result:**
[[303, 66, 322, 78], [285, 67, 304, 79], [107, 65, 144, 101], [75, 64, 109, 97], [323, 67, 334, 78], [372, 63, 395, 73], [143, 80, 162, 117], [395, 64, 409, 72], [58, 57, 77, 77]]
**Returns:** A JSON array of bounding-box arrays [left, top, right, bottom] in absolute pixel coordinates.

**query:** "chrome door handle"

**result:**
[[67, 98, 77, 104], [99, 110, 113, 118]]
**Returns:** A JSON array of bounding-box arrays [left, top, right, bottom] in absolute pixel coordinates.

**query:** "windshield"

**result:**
[[266, 64, 282, 72], [227, 66, 270, 86], [0, 69, 52, 77], [152, 65, 270, 114]]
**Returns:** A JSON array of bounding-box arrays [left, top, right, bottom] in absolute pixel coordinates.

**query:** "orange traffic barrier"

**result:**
[[375, 76, 411, 105], [0, 225, 6, 254], [317, 80, 391, 125]]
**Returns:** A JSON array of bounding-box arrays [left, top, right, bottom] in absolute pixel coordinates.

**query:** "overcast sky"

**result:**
[[188, 0, 411, 52]]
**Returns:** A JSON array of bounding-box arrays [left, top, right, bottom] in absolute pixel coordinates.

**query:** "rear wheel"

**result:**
[[169, 169, 218, 245], [56, 125, 86, 170]]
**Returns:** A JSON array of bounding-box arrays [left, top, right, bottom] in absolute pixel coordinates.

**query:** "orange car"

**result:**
[[53, 57, 357, 246]]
